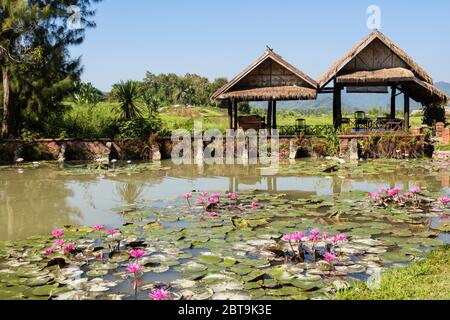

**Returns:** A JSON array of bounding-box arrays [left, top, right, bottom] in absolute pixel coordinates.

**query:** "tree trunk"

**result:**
[[1, 66, 14, 138]]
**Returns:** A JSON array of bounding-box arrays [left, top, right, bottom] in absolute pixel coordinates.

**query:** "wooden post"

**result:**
[[233, 100, 238, 130], [272, 100, 277, 130], [333, 83, 342, 129], [227, 100, 233, 130], [390, 85, 397, 119], [267, 100, 273, 135], [404, 89, 410, 131]]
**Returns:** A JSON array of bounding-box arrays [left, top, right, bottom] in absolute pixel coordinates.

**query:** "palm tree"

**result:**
[[113, 81, 141, 120]]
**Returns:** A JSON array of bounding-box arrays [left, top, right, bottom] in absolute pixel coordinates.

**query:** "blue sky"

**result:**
[[70, 0, 450, 91]]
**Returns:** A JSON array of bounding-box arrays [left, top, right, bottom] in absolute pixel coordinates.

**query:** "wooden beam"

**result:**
[[390, 85, 396, 119], [267, 100, 272, 135], [272, 100, 277, 130], [404, 89, 410, 131], [233, 100, 238, 130], [227, 100, 233, 130], [333, 83, 342, 129]]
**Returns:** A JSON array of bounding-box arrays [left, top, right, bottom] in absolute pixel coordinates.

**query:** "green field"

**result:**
[[61, 102, 425, 138]]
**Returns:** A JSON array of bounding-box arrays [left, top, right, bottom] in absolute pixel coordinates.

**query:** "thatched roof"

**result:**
[[212, 49, 317, 101], [403, 78, 449, 105], [219, 86, 317, 101], [318, 30, 433, 88], [336, 68, 416, 85]]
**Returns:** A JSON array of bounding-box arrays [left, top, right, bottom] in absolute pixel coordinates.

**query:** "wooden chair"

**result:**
[[355, 111, 370, 131]]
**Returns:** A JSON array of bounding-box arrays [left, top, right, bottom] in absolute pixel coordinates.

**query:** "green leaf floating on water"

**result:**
[[231, 217, 251, 230]]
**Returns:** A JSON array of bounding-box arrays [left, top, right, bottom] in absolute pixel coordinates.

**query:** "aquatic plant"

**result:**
[[149, 288, 169, 301], [44, 248, 54, 255], [55, 239, 65, 247], [183, 193, 193, 208], [208, 212, 217, 218], [94, 225, 105, 231], [51, 229, 64, 238]]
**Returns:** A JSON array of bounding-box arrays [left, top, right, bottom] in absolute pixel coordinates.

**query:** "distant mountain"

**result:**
[[252, 81, 450, 112]]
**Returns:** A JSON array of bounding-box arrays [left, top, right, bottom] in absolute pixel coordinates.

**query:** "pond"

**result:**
[[0, 159, 449, 300]]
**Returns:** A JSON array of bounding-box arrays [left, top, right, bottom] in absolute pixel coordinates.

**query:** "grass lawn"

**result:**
[[336, 246, 450, 300]]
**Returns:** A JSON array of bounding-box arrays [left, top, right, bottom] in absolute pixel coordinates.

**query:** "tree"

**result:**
[[1, 0, 101, 138], [73, 82, 103, 107], [142, 91, 160, 117], [113, 80, 141, 120], [423, 103, 446, 126]]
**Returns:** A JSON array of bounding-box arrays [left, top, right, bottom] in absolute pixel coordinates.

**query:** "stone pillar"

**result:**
[[289, 139, 297, 159], [349, 138, 359, 161], [57, 142, 66, 162]]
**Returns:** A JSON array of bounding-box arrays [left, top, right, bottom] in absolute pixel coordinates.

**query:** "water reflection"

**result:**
[[0, 160, 448, 241]]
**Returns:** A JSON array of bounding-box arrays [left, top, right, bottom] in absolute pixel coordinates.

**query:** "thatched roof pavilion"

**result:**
[[318, 29, 449, 128], [212, 48, 317, 132]]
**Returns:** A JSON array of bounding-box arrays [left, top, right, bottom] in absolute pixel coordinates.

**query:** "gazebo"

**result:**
[[318, 30, 449, 129], [212, 48, 317, 134]]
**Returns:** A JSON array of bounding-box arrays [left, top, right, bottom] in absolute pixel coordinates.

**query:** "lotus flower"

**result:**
[[196, 198, 207, 205], [44, 248, 54, 255], [208, 212, 217, 218], [229, 193, 241, 200], [282, 234, 294, 242], [107, 229, 119, 236], [129, 249, 145, 259], [94, 225, 105, 231], [208, 197, 219, 205], [183, 193, 193, 199], [439, 197, 450, 205], [310, 228, 320, 236], [388, 187, 401, 197], [324, 252, 336, 262], [368, 192, 381, 199], [149, 288, 169, 301], [52, 229, 64, 238], [251, 201, 259, 209], [127, 264, 141, 273], [292, 232, 305, 241], [410, 187, 421, 194], [309, 235, 321, 243], [63, 244, 76, 253], [55, 239, 65, 247], [322, 232, 329, 241], [211, 193, 222, 199], [332, 234, 347, 244], [200, 191, 209, 197]]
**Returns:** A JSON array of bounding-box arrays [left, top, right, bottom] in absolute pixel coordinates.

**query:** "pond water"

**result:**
[[0, 159, 449, 300], [1, 159, 449, 241]]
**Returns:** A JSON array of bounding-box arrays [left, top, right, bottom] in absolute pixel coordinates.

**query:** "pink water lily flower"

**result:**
[[149, 288, 169, 301], [211, 193, 222, 199], [310, 228, 320, 236], [228, 193, 241, 200], [129, 249, 145, 259], [388, 187, 401, 197], [127, 264, 141, 273], [55, 239, 65, 247], [332, 234, 347, 244], [208, 197, 219, 205], [368, 192, 381, 199], [52, 229, 64, 238], [322, 232, 329, 241], [183, 193, 193, 199], [309, 235, 321, 243], [251, 201, 259, 209], [44, 248, 55, 255], [324, 252, 336, 262], [439, 197, 450, 204], [196, 198, 207, 205], [208, 212, 217, 218], [94, 225, 105, 231], [200, 191, 209, 197], [63, 244, 76, 253], [107, 229, 119, 236], [410, 187, 421, 194], [292, 232, 305, 241]]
